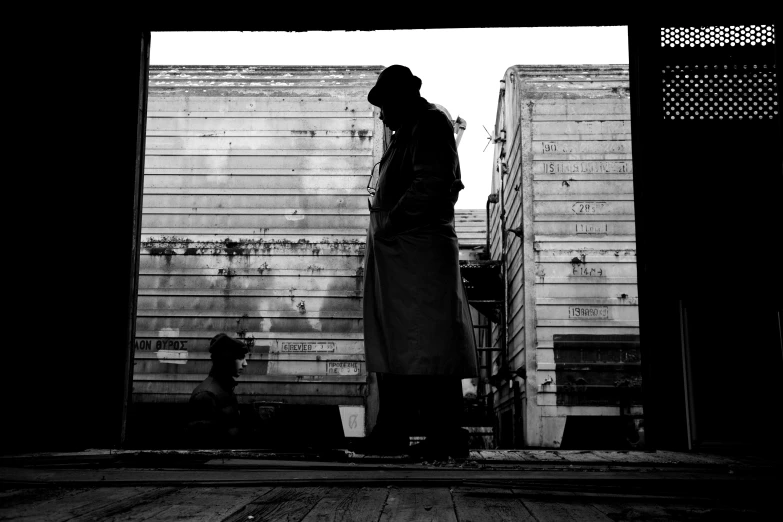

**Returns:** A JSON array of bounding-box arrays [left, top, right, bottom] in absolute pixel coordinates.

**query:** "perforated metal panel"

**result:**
[[663, 64, 778, 120], [661, 25, 775, 48]]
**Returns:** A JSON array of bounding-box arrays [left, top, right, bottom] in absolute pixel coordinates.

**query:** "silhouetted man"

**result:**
[[187, 333, 249, 448], [362, 65, 478, 459]]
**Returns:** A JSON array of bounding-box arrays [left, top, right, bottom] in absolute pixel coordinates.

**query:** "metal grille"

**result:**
[[662, 64, 778, 120], [661, 25, 775, 48]]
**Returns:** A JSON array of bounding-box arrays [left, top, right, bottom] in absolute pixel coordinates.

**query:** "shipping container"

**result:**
[[488, 65, 641, 448], [131, 65, 481, 447], [131, 66, 386, 444]]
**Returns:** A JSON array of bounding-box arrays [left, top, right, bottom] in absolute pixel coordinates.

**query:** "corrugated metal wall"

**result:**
[[490, 65, 640, 447], [133, 66, 385, 415]]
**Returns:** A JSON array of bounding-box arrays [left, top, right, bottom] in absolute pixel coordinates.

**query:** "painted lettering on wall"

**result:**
[[572, 266, 605, 277], [566, 121, 630, 134], [575, 223, 608, 234], [571, 202, 607, 214], [568, 306, 610, 319], [326, 361, 360, 375], [544, 162, 630, 174], [282, 341, 336, 353], [540, 141, 631, 153], [135, 339, 188, 351]]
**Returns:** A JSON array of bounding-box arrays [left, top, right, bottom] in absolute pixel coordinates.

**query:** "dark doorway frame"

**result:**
[[12, 14, 778, 454]]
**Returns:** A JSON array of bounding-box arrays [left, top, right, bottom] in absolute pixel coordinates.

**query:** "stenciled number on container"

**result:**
[[575, 223, 608, 234], [544, 162, 629, 174], [540, 141, 631, 154], [572, 266, 605, 277], [572, 202, 607, 214], [568, 306, 610, 319], [281, 341, 336, 353]]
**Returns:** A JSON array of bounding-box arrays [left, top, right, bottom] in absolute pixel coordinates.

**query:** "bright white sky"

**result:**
[[151, 28, 629, 209]]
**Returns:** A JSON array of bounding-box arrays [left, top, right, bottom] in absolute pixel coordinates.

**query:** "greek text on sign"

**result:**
[[575, 223, 608, 234], [543, 162, 630, 174], [326, 361, 360, 375], [568, 306, 610, 319], [135, 339, 188, 351], [572, 202, 607, 214], [281, 341, 336, 352]]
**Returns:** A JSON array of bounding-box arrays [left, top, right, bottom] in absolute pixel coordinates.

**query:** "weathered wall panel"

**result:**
[[134, 66, 483, 440], [133, 66, 383, 427], [489, 65, 640, 448]]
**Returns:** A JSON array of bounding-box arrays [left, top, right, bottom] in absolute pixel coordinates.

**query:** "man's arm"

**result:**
[[387, 110, 460, 234]]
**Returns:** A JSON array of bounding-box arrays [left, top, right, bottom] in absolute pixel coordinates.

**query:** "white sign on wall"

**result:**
[[338, 406, 365, 438]]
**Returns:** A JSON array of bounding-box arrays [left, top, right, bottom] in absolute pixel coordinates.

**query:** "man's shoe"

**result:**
[[355, 430, 409, 456]]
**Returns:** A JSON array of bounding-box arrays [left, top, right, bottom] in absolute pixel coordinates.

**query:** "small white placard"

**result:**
[[326, 361, 360, 375], [338, 406, 365, 438], [281, 341, 336, 353], [156, 350, 189, 365]]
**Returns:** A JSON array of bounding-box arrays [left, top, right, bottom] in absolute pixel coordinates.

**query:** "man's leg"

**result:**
[[363, 373, 411, 453], [421, 375, 464, 434], [410, 375, 469, 458]]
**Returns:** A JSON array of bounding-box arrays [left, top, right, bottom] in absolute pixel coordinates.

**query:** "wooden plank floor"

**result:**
[[0, 485, 770, 521]]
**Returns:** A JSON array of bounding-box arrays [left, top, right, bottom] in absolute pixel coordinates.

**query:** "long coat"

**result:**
[[363, 99, 478, 377]]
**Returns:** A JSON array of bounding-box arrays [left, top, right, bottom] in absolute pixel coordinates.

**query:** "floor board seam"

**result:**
[[513, 490, 541, 522], [375, 486, 391, 522], [217, 487, 274, 522], [448, 486, 462, 522]]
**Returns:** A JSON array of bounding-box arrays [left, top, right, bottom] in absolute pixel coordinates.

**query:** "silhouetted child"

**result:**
[[186, 333, 249, 448]]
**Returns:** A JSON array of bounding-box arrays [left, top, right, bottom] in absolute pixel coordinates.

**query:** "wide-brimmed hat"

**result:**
[[209, 333, 248, 359], [368, 65, 422, 107]]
